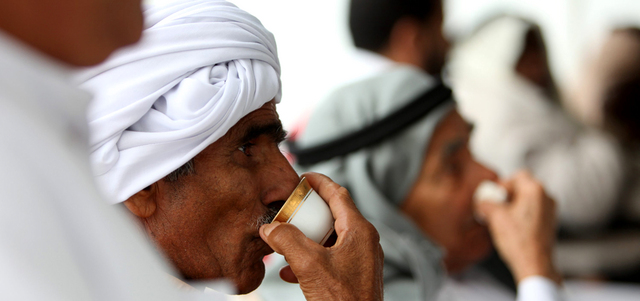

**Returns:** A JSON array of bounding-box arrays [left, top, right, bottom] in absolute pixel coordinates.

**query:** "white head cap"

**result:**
[[77, 0, 281, 203]]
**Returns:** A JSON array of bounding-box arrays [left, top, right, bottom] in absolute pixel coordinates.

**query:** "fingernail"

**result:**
[[262, 221, 280, 237]]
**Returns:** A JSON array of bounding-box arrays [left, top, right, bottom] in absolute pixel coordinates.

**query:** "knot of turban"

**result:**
[[76, 0, 281, 203]]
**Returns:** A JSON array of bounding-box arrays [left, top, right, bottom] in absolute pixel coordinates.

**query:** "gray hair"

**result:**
[[164, 159, 196, 182]]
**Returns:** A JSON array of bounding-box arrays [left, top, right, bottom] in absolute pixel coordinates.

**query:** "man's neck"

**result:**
[[379, 48, 425, 70]]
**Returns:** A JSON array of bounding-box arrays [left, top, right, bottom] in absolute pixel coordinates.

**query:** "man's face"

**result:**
[[419, 0, 449, 75], [146, 101, 299, 293], [572, 31, 640, 126], [57, 0, 144, 65], [401, 109, 496, 273], [0, 0, 144, 66]]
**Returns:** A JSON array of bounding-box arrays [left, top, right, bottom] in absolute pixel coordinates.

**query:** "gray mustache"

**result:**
[[252, 205, 281, 231]]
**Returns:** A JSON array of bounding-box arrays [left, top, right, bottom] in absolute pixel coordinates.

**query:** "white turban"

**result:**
[[77, 0, 281, 204]]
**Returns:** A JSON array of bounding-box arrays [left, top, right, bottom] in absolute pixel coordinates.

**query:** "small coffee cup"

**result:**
[[271, 177, 335, 245]]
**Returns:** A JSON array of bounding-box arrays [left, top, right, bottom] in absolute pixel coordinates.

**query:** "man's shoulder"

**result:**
[[316, 65, 436, 122], [327, 65, 432, 100], [298, 65, 437, 147]]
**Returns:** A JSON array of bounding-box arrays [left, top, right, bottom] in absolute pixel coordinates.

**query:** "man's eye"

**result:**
[[238, 142, 255, 156], [445, 160, 462, 175]]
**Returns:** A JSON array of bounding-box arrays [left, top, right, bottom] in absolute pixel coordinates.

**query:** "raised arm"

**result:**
[[476, 171, 563, 301], [260, 172, 384, 301]]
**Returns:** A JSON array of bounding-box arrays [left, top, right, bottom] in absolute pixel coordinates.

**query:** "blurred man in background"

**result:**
[[0, 0, 203, 300], [261, 0, 563, 300], [601, 28, 640, 280], [449, 15, 626, 236], [602, 28, 640, 149], [558, 27, 640, 280]]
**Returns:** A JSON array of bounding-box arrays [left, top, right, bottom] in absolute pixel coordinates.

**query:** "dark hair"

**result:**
[[602, 27, 640, 145], [604, 76, 640, 144], [349, 0, 436, 52], [518, 23, 558, 100], [468, 15, 558, 100], [613, 27, 640, 40]]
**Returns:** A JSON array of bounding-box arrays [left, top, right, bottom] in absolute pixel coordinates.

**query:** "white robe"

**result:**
[[453, 71, 625, 233], [259, 254, 562, 301], [448, 17, 625, 233], [437, 268, 640, 301], [0, 31, 219, 301], [436, 268, 560, 301]]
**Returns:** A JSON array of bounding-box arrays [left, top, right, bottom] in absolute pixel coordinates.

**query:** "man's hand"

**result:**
[[260, 172, 384, 301], [475, 171, 562, 284]]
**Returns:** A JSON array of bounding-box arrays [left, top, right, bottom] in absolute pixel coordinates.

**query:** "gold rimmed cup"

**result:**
[[272, 177, 313, 223], [271, 177, 335, 245]]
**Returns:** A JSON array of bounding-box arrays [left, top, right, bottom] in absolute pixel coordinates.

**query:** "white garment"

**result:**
[[0, 31, 218, 301], [260, 255, 561, 301], [337, 49, 397, 86], [449, 17, 625, 232], [437, 268, 640, 301], [77, 0, 281, 203], [436, 268, 561, 301], [453, 72, 624, 232]]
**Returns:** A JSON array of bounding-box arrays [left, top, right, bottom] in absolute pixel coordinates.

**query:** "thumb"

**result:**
[[260, 221, 323, 264], [475, 200, 504, 222]]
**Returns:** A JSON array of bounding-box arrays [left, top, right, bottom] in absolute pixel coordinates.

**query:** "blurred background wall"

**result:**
[[219, 0, 640, 129]]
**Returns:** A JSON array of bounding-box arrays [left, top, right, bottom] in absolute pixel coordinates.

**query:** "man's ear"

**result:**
[[123, 183, 158, 219], [385, 17, 423, 65]]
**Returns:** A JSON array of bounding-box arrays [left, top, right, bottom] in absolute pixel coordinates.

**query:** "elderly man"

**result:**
[[77, 0, 383, 299], [449, 16, 625, 236], [0, 0, 221, 300], [260, 0, 562, 300]]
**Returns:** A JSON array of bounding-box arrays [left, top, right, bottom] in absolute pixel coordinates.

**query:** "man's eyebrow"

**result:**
[[467, 121, 475, 133], [441, 138, 466, 159], [238, 122, 288, 144]]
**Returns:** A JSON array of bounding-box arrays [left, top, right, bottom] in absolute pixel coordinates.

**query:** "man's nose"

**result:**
[[261, 148, 300, 206], [474, 159, 499, 182]]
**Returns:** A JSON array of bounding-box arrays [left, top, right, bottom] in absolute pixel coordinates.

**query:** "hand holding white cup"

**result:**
[[473, 180, 508, 222], [271, 177, 335, 245]]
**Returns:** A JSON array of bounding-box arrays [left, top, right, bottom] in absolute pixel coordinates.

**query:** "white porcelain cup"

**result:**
[[473, 180, 508, 223], [272, 177, 335, 245]]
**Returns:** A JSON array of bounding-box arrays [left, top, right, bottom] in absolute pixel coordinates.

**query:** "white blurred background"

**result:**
[[222, 0, 640, 129]]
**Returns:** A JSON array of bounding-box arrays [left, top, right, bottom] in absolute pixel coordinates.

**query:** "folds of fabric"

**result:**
[[77, 0, 281, 203], [294, 66, 453, 300]]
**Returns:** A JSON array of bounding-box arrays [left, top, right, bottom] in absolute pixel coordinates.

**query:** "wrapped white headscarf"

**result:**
[[77, 0, 281, 203]]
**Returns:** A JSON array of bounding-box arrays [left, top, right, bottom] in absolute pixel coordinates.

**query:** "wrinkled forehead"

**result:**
[[434, 110, 471, 148], [420, 109, 473, 170], [223, 100, 284, 141]]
